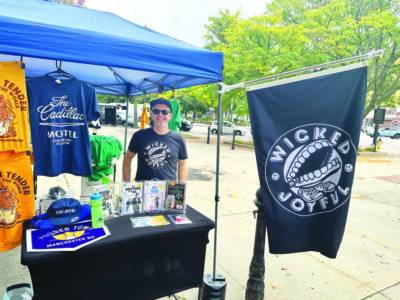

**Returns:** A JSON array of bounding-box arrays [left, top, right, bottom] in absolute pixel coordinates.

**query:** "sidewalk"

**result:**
[[1, 126, 399, 299]]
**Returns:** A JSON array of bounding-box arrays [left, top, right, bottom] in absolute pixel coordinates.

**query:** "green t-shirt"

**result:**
[[168, 100, 181, 132], [88, 135, 123, 181]]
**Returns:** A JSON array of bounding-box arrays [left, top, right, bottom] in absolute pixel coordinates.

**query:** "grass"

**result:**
[[358, 145, 376, 152], [235, 139, 254, 147], [180, 133, 199, 139]]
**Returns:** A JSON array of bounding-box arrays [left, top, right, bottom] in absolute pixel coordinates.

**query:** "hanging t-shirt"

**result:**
[[26, 76, 100, 176], [0, 61, 30, 153], [0, 151, 34, 252], [140, 104, 150, 129], [168, 100, 181, 132], [88, 134, 123, 181]]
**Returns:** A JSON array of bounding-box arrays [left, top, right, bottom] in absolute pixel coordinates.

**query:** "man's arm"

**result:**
[[178, 159, 187, 183], [122, 150, 136, 182]]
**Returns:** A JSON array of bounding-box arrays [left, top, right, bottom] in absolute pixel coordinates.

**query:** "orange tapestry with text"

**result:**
[[0, 151, 34, 251], [0, 61, 30, 152]]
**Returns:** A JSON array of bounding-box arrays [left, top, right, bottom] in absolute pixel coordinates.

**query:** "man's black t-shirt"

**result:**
[[128, 128, 188, 181]]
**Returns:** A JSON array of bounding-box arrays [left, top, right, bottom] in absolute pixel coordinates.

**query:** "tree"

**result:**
[[201, 0, 400, 117], [296, 0, 400, 116], [96, 94, 126, 104], [204, 10, 242, 48]]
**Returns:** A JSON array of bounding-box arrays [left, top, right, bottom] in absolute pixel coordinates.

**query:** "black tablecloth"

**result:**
[[21, 206, 215, 300]]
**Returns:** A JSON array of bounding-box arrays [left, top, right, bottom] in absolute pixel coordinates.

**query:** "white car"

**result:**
[[209, 121, 245, 135], [378, 127, 400, 139], [364, 126, 374, 136]]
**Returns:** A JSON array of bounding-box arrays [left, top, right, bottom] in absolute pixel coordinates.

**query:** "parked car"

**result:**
[[378, 127, 400, 139], [209, 121, 245, 135], [364, 126, 374, 137], [149, 117, 192, 132], [179, 119, 193, 131], [116, 113, 135, 126]]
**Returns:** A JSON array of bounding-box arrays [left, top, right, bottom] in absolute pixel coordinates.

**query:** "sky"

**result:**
[[85, 0, 268, 47]]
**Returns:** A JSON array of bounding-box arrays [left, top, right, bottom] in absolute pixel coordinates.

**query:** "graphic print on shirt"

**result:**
[[0, 169, 32, 226], [0, 182, 19, 226], [38, 95, 86, 146], [143, 141, 172, 169], [0, 61, 30, 153], [0, 94, 16, 138], [27, 77, 99, 176], [265, 124, 356, 217], [0, 152, 34, 251]]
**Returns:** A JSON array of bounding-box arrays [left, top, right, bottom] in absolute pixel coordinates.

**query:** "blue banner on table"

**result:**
[[26, 221, 110, 252], [246, 65, 367, 258]]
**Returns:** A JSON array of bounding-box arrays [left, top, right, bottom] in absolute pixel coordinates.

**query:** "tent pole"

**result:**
[[200, 83, 227, 300], [123, 91, 130, 154], [213, 83, 222, 280], [133, 96, 138, 129]]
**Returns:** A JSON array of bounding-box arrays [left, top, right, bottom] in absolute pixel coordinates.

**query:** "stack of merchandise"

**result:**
[[121, 180, 191, 228], [28, 198, 109, 252]]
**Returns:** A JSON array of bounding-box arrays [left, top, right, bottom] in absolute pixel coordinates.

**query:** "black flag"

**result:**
[[246, 65, 367, 258]]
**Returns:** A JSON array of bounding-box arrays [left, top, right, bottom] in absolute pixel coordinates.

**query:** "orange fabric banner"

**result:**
[[0, 151, 34, 251], [0, 61, 30, 153], [140, 104, 150, 129]]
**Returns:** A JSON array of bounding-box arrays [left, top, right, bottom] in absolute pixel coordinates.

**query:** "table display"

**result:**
[[21, 206, 215, 300]]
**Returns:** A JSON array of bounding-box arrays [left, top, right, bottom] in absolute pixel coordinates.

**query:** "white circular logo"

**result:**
[[265, 124, 356, 216], [143, 141, 171, 169]]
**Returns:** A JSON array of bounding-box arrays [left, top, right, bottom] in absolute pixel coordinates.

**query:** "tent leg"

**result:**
[[201, 83, 227, 300], [123, 95, 130, 154]]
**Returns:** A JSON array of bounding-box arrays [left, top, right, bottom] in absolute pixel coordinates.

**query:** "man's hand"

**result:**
[[178, 159, 187, 183], [122, 150, 136, 182]]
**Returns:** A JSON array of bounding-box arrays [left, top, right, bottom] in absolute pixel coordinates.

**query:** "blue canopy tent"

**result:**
[[0, 0, 223, 96], [0, 0, 223, 152]]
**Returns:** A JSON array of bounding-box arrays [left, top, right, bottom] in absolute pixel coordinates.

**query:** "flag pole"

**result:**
[[222, 49, 384, 93]]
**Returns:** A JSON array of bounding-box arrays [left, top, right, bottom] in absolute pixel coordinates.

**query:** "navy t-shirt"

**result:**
[[26, 76, 100, 176], [128, 128, 188, 181]]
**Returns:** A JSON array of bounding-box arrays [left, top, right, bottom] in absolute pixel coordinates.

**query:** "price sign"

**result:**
[[373, 108, 386, 124]]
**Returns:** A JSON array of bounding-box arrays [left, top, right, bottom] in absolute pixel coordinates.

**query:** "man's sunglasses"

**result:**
[[152, 109, 170, 115]]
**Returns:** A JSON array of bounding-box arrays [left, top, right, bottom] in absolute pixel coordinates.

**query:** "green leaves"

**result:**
[[198, 0, 400, 118]]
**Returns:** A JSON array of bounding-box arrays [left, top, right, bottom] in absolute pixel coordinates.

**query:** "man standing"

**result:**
[[122, 98, 187, 182]]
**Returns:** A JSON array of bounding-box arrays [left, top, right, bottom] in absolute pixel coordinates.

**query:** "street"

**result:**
[[187, 123, 399, 152], [359, 131, 400, 152], [186, 122, 253, 143]]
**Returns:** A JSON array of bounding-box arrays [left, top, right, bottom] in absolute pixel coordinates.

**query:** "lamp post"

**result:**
[[245, 188, 267, 300]]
